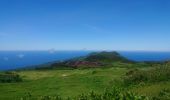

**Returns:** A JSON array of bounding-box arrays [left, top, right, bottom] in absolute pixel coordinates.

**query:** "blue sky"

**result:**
[[0, 0, 170, 51]]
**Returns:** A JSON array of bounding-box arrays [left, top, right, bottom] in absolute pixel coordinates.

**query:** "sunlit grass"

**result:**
[[0, 68, 127, 100]]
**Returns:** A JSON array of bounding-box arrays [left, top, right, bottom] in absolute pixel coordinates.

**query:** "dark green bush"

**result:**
[[91, 70, 97, 74], [75, 87, 148, 100], [22, 87, 148, 100], [152, 89, 170, 100], [0, 72, 22, 83], [124, 65, 170, 85]]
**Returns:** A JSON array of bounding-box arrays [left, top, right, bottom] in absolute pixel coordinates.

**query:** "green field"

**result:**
[[0, 67, 169, 100], [0, 68, 127, 99]]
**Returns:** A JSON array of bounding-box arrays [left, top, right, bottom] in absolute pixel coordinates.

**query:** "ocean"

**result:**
[[0, 51, 170, 70]]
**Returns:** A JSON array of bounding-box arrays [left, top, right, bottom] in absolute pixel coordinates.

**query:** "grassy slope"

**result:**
[[132, 82, 170, 97], [0, 67, 169, 100], [0, 68, 127, 100]]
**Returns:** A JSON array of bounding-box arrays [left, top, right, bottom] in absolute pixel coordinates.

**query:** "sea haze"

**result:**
[[0, 51, 170, 70]]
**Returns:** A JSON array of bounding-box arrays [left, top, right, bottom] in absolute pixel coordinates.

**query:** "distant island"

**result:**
[[35, 51, 134, 69], [35, 51, 166, 70]]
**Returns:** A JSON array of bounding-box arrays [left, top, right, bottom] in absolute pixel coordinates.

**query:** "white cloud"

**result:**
[[83, 24, 112, 34], [4, 57, 9, 61], [48, 48, 56, 54], [84, 24, 99, 30], [17, 54, 25, 58]]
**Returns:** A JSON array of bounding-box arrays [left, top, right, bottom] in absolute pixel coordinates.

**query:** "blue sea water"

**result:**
[[0, 51, 170, 70], [0, 51, 91, 70], [119, 51, 170, 62]]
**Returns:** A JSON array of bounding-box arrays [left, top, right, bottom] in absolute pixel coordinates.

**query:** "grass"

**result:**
[[0, 65, 169, 100], [0, 68, 127, 100], [131, 81, 170, 97]]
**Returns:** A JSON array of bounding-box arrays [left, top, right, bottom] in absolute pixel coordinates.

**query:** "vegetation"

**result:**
[[85, 51, 133, 63], [150, 88, 170, 100], [0, 65, 169, 100], [0, 68, 127, 100], [0, 52, 169, 100], [22, 87, 148, 100], [0, 71, 22, 83], [124, 65, 170, 85], [46, 51, 134, 69]]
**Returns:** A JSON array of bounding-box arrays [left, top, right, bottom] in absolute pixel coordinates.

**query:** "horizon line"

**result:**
[[0, 49, 170, 52]]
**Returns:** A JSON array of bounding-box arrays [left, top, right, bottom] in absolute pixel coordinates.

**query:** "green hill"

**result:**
[[84, 51, 132, 63], [47, 51, 133, 69]]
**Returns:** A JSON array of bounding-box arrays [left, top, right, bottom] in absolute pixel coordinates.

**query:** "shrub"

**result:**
[[0, 71, 22, 83], [75, 87, 148, 100], [39, 95, 62, 100], [91, 70, 97, 75], [124, 69, 148, 85], [152, 89, 170, 100], [123, 65, 170, 85], [22, 87, 149, 100]]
